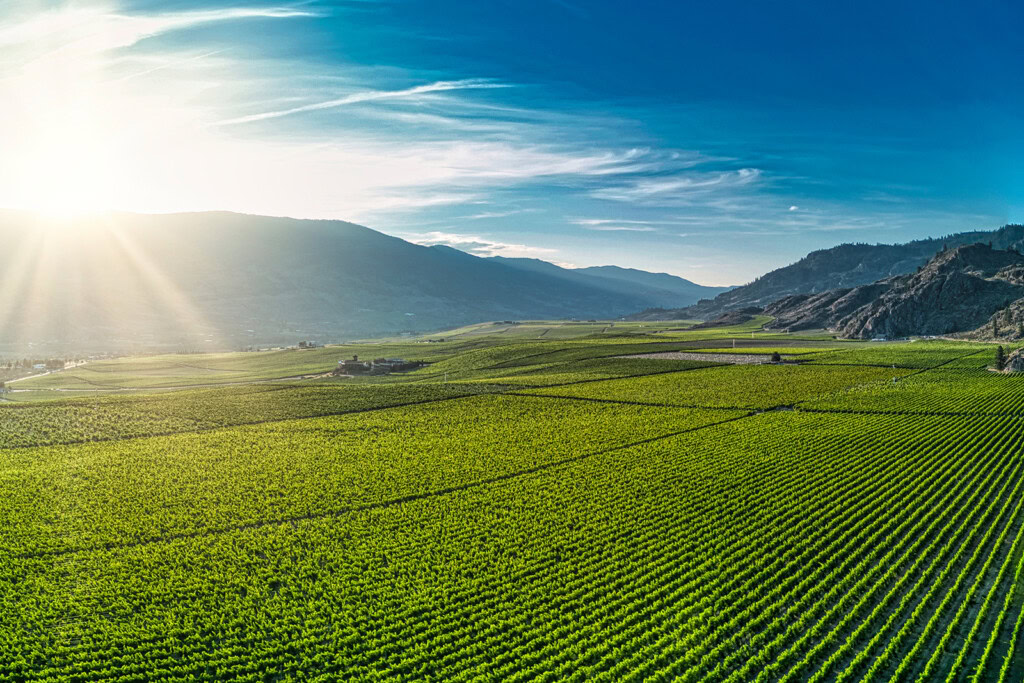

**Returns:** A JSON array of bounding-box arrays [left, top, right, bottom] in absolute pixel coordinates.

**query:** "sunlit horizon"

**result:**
[[2, 1, 1023, 285]]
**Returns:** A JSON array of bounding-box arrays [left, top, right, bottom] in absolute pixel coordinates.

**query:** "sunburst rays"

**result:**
[[0, 213, 219, 352]]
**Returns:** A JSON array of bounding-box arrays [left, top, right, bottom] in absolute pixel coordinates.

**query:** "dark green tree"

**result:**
[[996, 345, 1006, 371]]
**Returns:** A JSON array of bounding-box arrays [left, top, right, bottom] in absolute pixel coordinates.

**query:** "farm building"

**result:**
[[335, 356, 421, 375]]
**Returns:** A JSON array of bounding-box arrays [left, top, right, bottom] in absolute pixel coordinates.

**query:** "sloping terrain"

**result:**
[[0, 210, 720, 353], [766, 244, 1024, 338], [5, 332, 1024, 682], [573, 264, 732, 305], [657, 224, 1024, 320], [489, 257, 729, 309]]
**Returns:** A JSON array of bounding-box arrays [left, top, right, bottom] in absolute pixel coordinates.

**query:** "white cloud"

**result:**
[[215, 79, 513, 126], [591, 168, 763, 204], [465, 209, 533, 219], [582, 225, 657, 232], [0, 1, 795, 242], [0, 6, 317, 62], [570, 218, 664, 231], [403, 231, 558, 258], [789, 205, 799, 211], [570, 218, 659, 226]]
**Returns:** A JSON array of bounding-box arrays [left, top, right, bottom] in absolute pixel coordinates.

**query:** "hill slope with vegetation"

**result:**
[[766, 243, 1024, 338], [0, 210, 724, 354], [655, 224, 1024, 321]]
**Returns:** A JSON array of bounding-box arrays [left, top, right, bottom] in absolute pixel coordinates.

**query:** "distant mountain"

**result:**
[[658, 224, 1024, 320], [0, 210, 722, 353], [765, 243, 1024, 338], [576, 265, 733, 304], [489, 258, 731, 309]]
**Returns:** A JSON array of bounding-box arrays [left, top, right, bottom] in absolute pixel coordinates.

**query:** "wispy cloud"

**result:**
[[465, 209, 533, 219], [2, 2, 759, 230], [668, 203, 1005, 242], [114, 49, 226, 83], [7, 1, 969, 291], [403, 230, 558, 258], [570, 218, 659, 226], [0, 6, 318, 59], [581, 225, 657, 232], [215, 79, 513, 126], [591, 168, 763, 204], [570, 218, 663, 231]]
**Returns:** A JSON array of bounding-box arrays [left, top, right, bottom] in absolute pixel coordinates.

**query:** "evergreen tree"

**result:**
[[996, 345, 1006, 371]]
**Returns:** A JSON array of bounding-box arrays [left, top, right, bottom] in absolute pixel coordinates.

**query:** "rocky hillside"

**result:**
[[628, 306, 763, 327], [668, 224, 1024, 320], [1003, 348, 1024, 372], [765, 243, 1024, 339], [961, 299, 1024, 342]]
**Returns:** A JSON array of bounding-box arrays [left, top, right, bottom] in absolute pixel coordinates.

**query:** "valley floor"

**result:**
[[1, 321, 1022, 681]]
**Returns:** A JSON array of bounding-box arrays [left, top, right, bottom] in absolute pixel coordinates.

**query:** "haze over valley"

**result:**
[[0, 210, 731, 354], [6, 209, 1024, 354]]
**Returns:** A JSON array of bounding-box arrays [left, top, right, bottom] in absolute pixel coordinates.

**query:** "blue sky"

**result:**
[[2, 1, 1022, 285]]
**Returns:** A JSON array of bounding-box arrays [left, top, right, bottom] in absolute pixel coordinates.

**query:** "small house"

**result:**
[[336, 355, 370, 374]]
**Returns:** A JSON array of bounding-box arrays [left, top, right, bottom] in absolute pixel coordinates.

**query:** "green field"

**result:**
[[525, 363, 914, 409], [2, 324, 1024, 681], [5, 320, 854, 395]]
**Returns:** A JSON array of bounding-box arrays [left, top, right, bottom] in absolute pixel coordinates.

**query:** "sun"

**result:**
[[16, 119, 118, 220], [2, 25, 122, 221]]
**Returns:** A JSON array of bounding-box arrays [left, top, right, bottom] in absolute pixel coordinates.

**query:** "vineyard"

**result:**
[[2, 331, 1024, 680], [526, 363, 915, 409]]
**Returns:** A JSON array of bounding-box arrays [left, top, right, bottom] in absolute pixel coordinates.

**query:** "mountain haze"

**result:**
[[0, 210, 721, 353], [489, 257, 730, 310]]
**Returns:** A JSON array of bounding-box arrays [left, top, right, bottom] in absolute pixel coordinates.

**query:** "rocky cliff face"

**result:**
[[672, 224, 1024, 321], [766, 244, 1024, 339], [764, 282, 896, 332], [1004, 348, 1024, 372]]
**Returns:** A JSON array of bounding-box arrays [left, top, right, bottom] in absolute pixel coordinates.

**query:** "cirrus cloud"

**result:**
[[402, 230, 559, 259]]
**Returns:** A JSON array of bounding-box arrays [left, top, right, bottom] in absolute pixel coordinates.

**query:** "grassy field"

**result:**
[[405, 318, 705, 341], [6, 317, 853, 395], [2, 322, 1024, 681]]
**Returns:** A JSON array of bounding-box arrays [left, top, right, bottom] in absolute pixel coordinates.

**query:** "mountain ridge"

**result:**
[[0, 209, 722, 354], [488, 257, 730, 309], [765, 243, 1024, 338], [645, 224, 1024, 321]]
